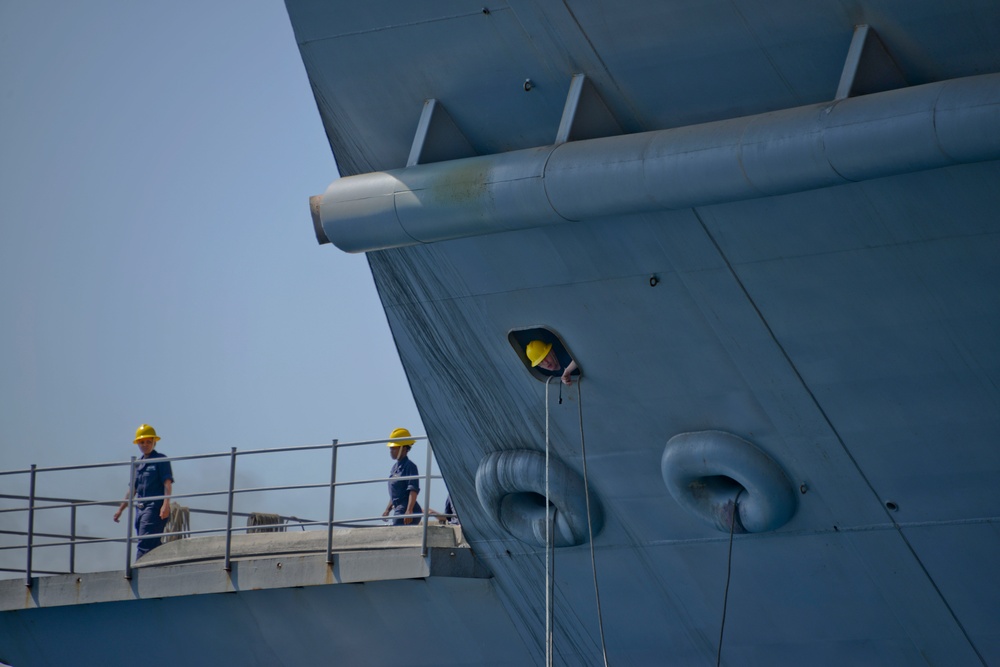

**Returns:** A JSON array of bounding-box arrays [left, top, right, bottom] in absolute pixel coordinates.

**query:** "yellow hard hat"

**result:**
[[525, 340, 552, 367], [388, 427, 415, 447], [133, 424, 161, 444]]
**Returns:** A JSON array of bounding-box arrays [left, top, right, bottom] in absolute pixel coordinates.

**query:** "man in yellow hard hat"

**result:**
[[113, 424, 174, 559], [381, 427, 423, 525], [526, 339, 579, 386]]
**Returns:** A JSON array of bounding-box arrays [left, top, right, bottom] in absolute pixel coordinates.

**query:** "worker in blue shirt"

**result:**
[[526, 339, 579, 386], [442, 495, 460, 525], [381, 427, 423, 525], [113, 424, 174, 558], [429, 495, 461, 525]]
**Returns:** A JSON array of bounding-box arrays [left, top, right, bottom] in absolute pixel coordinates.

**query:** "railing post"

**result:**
[[326, 439, 338, 565], [224, 447, 237, 572], [69, 503, 78, 574], [124, 456, 137, 580], [421, 440, 432, 557], [25, 464, 37, 588]]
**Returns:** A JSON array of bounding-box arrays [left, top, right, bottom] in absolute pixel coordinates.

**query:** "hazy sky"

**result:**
[[0, 2, 432, 573]]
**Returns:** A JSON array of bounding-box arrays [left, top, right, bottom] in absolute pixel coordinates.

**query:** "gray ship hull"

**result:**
[[297, 0, 1000, 664]]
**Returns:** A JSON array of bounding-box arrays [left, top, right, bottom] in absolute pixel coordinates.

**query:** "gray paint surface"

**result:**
[[364, 166, 999, 664], [287, 1, 1000, 663]]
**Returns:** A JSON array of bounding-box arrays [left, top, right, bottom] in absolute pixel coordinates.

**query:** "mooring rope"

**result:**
[[545, 376, 555, 667], [162, 504, 190, 543], [577, 379, 610, 666], [716, 488, 744, 667], [247, 512, 286, 534]]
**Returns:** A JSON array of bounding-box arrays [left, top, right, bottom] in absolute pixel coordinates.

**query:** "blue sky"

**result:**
[[0, 2, 432, 572]]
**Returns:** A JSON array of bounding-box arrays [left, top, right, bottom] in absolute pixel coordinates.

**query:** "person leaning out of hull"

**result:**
[[526, 339, 579, 386], [382, 427, 423, 525], [113, 423, 174, 558]]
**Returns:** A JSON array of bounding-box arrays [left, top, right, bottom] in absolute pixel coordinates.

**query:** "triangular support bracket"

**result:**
[[835, 24, 908, 100], [555, 74, 622, 145], [407, 99, 478, 167]]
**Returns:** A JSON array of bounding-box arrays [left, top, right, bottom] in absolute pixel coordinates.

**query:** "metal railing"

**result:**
[[0, 435, 452, 586]]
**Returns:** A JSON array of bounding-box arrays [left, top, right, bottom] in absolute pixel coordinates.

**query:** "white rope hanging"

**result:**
[[545, 377, 555, 667], [543, 376, 612, 666], [576, 380, 610, 666]]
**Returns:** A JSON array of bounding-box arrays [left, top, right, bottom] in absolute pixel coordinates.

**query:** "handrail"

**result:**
[[1, 474, 440, 512], [0, 434, 453, 585], [0, 513, 438, 552], [0, 439, 415, 477]]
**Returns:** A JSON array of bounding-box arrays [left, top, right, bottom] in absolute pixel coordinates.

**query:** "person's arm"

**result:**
[[382, 499, 394, 517], [403, 490, 418, 525], [158, 479, 173, 520], [113, 486, 131, 523], [561, 360, 579, 386], [426, 508, 448, 525]]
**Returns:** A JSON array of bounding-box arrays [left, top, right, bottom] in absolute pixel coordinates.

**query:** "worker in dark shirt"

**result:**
[[429, 495, 461, 525], [381, 427, 423, 525], [442, 495, 460, 525], [113, 424, 174, 559], [526, 339, 579, 386]]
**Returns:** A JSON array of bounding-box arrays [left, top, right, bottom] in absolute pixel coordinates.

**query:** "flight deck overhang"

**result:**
[[316, 72, 1000, 253]]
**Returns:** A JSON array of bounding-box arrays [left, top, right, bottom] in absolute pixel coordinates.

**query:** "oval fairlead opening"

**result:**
[[476, 450, 603, 547], [661, 431, 796, 533]]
